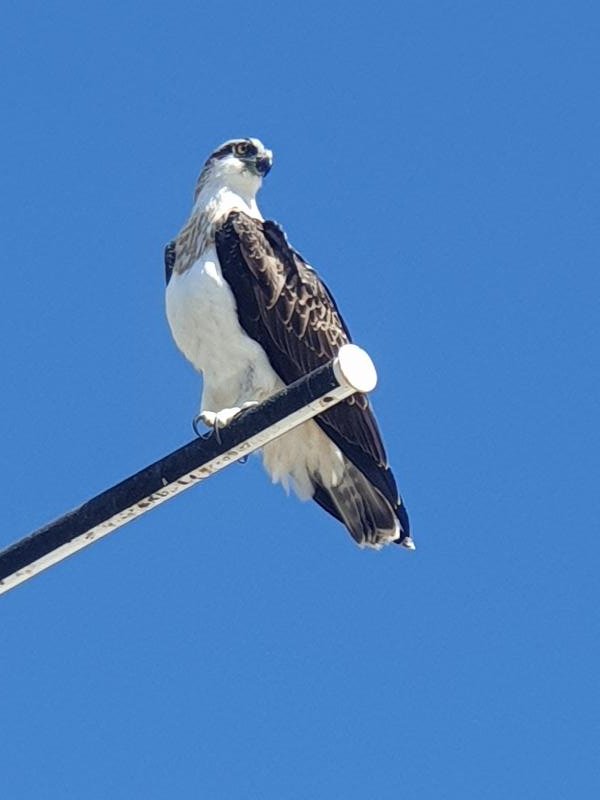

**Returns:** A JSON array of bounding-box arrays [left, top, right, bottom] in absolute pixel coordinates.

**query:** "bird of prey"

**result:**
[[165, 138, 413, 550]]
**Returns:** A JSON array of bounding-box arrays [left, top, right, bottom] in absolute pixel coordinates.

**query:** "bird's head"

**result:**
[[195, 137, 273, 202]]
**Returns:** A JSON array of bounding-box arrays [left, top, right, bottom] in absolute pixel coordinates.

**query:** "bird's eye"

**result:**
[[234, 142, 250, 157]]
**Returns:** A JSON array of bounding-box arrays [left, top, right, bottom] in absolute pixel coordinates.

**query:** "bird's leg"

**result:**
[[192, 402, 259, 443]]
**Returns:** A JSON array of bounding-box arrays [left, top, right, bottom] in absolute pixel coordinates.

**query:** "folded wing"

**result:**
[[214, 210, 410, 545]]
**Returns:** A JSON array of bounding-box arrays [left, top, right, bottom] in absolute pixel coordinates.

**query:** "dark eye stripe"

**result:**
[[207, 139, 256, 163], [211, 142, 236, 160]]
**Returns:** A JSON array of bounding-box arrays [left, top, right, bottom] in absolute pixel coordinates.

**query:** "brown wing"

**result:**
[[214, 210, 401, 508]]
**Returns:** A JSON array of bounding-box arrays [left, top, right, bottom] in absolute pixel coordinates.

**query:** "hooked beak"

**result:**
[[250, 149, 273, 177]]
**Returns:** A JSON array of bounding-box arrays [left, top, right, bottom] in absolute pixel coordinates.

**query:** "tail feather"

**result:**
[[314, 462, 409, 550]]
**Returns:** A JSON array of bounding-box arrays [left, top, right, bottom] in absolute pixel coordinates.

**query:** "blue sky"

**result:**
[[1, 1, 598, 797]]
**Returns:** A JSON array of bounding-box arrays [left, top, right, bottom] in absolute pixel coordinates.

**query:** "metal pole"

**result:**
[[0, 345, 377, 596]]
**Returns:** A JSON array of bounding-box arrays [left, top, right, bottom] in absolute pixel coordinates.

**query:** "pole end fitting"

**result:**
[[333, 345, 378, 394]]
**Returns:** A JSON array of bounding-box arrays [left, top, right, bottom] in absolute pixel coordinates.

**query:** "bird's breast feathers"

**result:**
[[165, 244, 280, 405]]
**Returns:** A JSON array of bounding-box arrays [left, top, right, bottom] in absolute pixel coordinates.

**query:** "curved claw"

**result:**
[[192, 403, 259, 443], [192, 413, 224, 443], [192, 415, 213, 439]]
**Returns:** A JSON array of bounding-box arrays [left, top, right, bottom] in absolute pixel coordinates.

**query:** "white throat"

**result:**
[[193, 174, 263, 224], [172, 171, 264, 275]]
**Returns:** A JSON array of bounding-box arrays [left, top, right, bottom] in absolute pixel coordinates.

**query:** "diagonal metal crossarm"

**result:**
[[0, 345, 377, 596]]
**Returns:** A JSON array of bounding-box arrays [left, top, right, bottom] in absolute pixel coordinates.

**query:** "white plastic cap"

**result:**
[[333, 345, 378, 393]]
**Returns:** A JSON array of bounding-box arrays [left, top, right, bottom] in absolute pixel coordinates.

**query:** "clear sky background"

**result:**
[[1, 1, 598, 797]]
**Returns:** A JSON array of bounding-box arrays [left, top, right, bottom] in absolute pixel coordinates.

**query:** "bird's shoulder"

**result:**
[[164, 240, 176, 286], [216, 210, 350, 351]]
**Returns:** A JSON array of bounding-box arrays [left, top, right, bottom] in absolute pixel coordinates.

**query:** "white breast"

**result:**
[[165, 245, 281, 412]]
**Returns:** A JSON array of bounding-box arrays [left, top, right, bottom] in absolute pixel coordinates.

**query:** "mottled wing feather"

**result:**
[[164, 240, 176, 286], [215, 210, 400, 507], [236, 225, 285, 307]]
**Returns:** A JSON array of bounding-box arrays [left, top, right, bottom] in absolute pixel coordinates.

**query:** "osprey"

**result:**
[[165, 138, 413, 550]]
